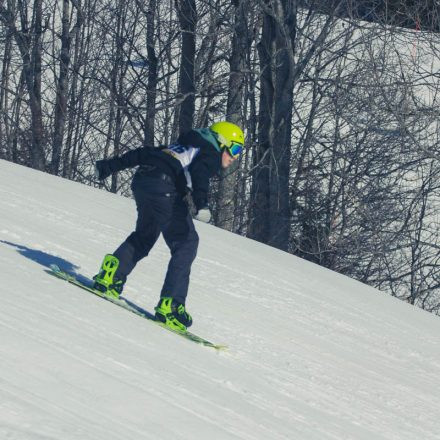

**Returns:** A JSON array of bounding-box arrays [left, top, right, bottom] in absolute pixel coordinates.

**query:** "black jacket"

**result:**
[[96, 129, 222, 210]]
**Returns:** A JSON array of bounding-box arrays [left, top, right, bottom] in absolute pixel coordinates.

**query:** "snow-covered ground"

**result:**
[[1, 158, 440, 440]]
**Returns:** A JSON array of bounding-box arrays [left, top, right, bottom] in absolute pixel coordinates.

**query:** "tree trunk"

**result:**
[[109, 0, 127, 193], [51, 0, 80, 175], [28, 0, 46, 170], [267, 0, 296, 250], [248, 0, 296, 251], [216, 0, 248, 231], [0, 0, 46, 170], [144, 0, 158, 146], [175, 0, 197, 134], [248, 6, 274, 245], [0, 22, 13, 161]]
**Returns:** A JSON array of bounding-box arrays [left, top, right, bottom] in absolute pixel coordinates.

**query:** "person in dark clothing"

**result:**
[[93, 121, 245, 331]]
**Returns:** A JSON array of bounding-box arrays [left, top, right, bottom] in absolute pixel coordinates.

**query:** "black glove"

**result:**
[[192, 190, 208, 212], [95, 160, 113, 180]]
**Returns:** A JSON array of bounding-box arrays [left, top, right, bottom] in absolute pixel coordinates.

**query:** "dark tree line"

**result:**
[[1, 0, 439, 314]]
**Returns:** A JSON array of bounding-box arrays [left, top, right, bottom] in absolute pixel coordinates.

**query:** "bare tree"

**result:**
[[249, 0, 341, 251], [175, 0, 197, 133], [144, 0, 158, 146], [216, 0, 249, 230], [50, 0, 82, 174], [0, 0, 439, 314], [0, 0, 46, 170]]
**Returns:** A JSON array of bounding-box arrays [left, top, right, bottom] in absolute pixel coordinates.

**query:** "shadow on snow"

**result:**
[[0, 240, 155, 319], [1, 240, 88, 284]]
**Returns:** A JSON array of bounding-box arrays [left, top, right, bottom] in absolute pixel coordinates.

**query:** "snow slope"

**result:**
[[1, 158, 440, 440]]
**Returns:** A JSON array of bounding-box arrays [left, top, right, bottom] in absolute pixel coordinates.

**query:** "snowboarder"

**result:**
[[93, 121, 245, 331]]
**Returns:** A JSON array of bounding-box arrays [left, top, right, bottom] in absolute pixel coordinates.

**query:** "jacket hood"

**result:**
[[177, 128, 221, 152]]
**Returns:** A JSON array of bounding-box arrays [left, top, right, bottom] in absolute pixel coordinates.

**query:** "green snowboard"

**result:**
[[48, 264, 226, 351]]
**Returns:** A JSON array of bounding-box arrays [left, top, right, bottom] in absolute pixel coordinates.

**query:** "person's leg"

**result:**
[[138, 191, 198, 329], [159, 196, 199, 305], [112, 177, 163, 281], [94, 176, 162, 294], [113, 212, 160, 282]]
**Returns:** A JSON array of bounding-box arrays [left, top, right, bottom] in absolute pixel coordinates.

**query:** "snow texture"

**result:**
[[1, 159, 440, 440]]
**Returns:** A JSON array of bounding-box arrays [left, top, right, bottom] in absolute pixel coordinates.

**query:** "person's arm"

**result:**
[[188, 152, 220, 210], [95, 147, 155, 180], [186, 152, 221, 223]]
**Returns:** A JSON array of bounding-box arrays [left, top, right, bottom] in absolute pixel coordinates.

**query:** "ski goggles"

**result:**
[[225, 142, 244, 158]]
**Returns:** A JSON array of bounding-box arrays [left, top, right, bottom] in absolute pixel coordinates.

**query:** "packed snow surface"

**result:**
[[1, 159, 440, 440]]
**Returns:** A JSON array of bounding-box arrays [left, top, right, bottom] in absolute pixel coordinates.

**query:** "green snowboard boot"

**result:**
[[155, 297, 193, 331], [93, 254, 125, 299]]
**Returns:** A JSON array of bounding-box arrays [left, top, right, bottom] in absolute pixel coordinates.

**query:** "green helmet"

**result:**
[[210, 121, 245, 149]]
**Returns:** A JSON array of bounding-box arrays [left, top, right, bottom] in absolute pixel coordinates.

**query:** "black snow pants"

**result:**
[[113, 171, 199, 305]]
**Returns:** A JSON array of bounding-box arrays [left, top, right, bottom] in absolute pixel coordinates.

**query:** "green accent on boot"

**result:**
[[155, 297, 192, 331], [93, 254, 123, 299]]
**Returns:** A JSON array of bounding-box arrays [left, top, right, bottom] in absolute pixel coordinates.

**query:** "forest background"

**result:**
[[1, 0, 439, 314]]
